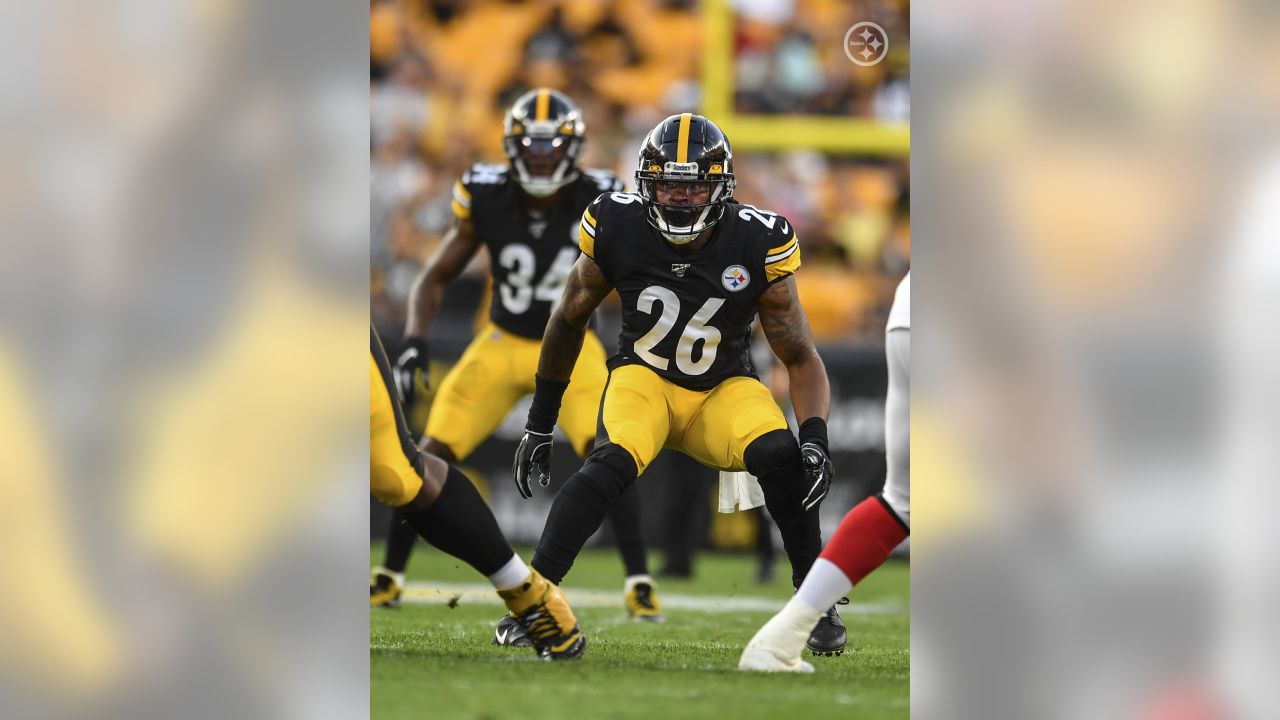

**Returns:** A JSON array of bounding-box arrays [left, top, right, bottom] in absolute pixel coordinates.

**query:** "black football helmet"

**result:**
[[503, 88, 585, 197], [635, 113, 736, 243]]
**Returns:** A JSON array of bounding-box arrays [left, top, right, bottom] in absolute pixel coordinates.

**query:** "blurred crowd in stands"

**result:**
[[371, 0, 909, 344]]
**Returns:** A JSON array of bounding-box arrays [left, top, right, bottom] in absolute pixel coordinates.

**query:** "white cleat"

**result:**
[[738, 598, 825, 673], [738, 642, 815, 673], [738, 620, 816, 673]]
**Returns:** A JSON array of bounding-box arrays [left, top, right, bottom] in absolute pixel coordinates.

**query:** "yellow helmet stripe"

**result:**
[[535, 90, 550, 121], [676, 112, 692, 163]]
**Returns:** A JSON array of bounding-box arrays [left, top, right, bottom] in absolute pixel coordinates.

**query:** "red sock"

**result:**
[[818, 496, 909, 586]]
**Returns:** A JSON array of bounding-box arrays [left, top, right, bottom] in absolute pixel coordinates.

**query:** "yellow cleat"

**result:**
[[369, 567, 403, 609], [497, 570, 586, 660], [624, 576, 665, 623]]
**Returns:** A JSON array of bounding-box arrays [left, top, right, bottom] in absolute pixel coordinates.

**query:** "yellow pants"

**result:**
[[426, 323, 608, 460], [599, 364, 789, 476], [370, 330, 424, 508]]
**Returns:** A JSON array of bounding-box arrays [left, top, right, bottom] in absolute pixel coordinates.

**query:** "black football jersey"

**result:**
[[452, 164, 623, 339], [578, 192, 802, 391]]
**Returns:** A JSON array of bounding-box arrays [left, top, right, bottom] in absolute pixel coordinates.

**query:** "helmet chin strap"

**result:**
[[661, 230, 698, 244], [513, 154, 577, 197], [653, 193, 718, 243]]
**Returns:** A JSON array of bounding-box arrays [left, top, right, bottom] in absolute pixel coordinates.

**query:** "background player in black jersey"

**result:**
[[513, 113, 846, 656], [370, 324, 585, 660], [373, 89, 663, 628]]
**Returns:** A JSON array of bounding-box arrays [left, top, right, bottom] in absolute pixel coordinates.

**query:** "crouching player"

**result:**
[[371, 324, 585, 660]]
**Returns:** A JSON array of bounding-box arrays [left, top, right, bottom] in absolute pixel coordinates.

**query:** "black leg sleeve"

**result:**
[[745, 429, 823, 589], [382, 508, 418, 574], [403, 466, 515, 578], [607, 483, 649, 577], [533, 445, 637, 585]]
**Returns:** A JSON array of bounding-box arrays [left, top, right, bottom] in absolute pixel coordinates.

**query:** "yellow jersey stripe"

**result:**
[[584, 208, 597, 227], [453, 180, 471, 203], [676, 112, 692, 163], [765, 235, 797, 258], [451, 198, 471, 219], [452, 182, 471, 209], [535, 89, 550, 121], [578, 223, 595, 258], [764, 238, 802, 282]]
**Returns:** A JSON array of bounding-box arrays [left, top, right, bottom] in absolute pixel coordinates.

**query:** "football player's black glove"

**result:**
[[394, 336, 430, 405], [512, 374, 571, 499], [798, 417, 832, 511], [799, 443, 833, 511], [512, 430, 554, 499]]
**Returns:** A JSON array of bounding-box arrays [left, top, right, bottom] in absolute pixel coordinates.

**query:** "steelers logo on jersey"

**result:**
[[721, 265, 751, 292]]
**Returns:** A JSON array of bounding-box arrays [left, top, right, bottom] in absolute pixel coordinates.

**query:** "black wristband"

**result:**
[[527, 374, 570, 434], [798, 417, 829, 455], [402, 335, 429, 357]]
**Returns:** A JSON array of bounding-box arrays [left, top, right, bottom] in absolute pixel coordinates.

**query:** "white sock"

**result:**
[[624, 574, 654, 592], [373, 567, 405, 587], [487, 554, 532, 592], [794, 558, 853, 612], [764, 595, 826, 643]]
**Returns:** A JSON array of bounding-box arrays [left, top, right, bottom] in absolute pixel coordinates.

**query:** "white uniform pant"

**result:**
[[883, 328, 910, 526]]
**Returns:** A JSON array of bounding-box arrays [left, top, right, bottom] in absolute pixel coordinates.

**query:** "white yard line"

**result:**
[[402, 582, 907, 615]]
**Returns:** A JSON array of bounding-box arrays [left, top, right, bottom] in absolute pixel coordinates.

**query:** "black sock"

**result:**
[[403, 466, 514, 578], [754, 507, 776, 562], [608, 484, 648, 577], [382, 508, 418, 574], [746, 430, 824, 589], [533, 448, 636, 584]]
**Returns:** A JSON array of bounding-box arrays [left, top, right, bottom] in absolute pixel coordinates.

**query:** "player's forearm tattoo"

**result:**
[[538, 312, 587, 381], [537, 256, 612, 381], [759, 280, 820, 366]]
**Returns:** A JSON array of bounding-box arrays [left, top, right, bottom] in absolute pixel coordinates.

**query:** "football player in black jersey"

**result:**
[[374, 89, 663, 629], [370, 324, 585, 660], [513, 113, 846, 656]]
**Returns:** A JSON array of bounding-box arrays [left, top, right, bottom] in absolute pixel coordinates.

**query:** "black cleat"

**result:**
[[805, 601, 847, 656], [492, 614, 533, 648]]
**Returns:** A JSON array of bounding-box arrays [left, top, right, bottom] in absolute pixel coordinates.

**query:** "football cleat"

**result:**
[[738, 601, 816, 674], [805, 601, 848, 657], [369, 567, 403, 609], [492, 614, 533, 648], [496, 570, 586, 661], [624, 577, 665, 623]]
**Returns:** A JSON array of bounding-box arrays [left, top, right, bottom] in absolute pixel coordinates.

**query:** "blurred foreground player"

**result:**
[[511, 113, 844, 654], [739, 272, 910, 672], [371, 324, 585, 660], [378, 88, 662, 624]]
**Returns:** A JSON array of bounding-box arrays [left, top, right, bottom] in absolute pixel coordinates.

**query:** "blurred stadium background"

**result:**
[[369, 0, 909, 557]]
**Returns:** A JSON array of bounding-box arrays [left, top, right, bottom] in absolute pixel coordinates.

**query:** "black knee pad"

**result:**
[[578, 442, 639, 495], [743, 429, 801, 478]]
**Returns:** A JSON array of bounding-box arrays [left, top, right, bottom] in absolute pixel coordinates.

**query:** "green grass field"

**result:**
[[371, 545, 909, 719]]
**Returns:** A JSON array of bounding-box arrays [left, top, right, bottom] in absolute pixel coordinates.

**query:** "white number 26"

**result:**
[[632, 286, 724, 375]]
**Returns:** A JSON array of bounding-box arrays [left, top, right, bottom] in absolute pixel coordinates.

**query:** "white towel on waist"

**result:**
[[717, 470, 766, 513]]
